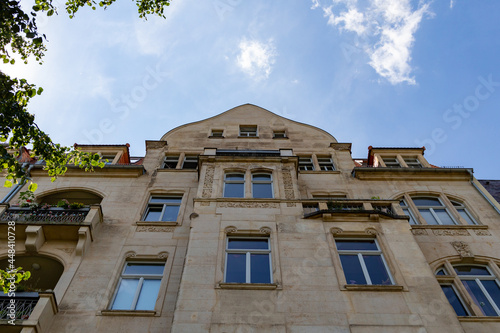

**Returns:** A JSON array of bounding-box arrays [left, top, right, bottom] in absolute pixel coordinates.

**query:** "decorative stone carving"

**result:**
[[411, 229, 428, 236], [57, 248, 75, 254], [202, 165, 215, 198], [200, 202, 210, 206], [136, 226, 174, 232], [286, 202, 296, 207], [365, 227, 378, 236], [433, 229, 470, 236], [474, 229, 491, 236], [125, 251, 137, 258], [157, 252, 169, 259], [224, 226, 238, 234], [260, 227, 272, 235], [330, 227, 343, 235], [451, 241, 474, 258], [282, 171, 295, 200], [218, 202, 279, 208]]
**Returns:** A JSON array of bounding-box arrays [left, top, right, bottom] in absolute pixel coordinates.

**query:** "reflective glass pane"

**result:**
[[462, 280, 498, 316], [252, 174, 271, 181], [111, 278, 139, 310], [434, 209, 455, 225], [458, 209, 476, 225], [413, 198, 442, 206], [144, 207, 162, 221], [228, 239, 269, 250], [225, 174, 245, 181], [482, 280, 500, 312], [135, 279, 161, 310], [419, 209, 439, 225], [363, 255, 392, 285], [336, 240, 378, 251], [403, 208, 417, 225], [441, 285, 468, 316], [224, 183, 244, 198], [226, 253, 246, 283], [150, 197, 182, 203], [253, 183, 273, 198], [124, 264, 165, 275], [250, 254, 271, 283], [455, 266, 491, 276], [340, 255, 367, 285], [435, 268, 447, 276], [162, 205, 180, 221]]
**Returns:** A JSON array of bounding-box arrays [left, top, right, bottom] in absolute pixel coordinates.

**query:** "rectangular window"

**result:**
[[317, 157, 335, 171], [273, 130, 287, 139], [210, 129, 224, 137], [101, 155, 116, 165], [252, 173, 273, 199], [382, 157, 400, 168], [181, 156, 198, 169], [111, 262, 165, 311], [143, 196, 182, 222], [239, 125, 258, 137], [298, 157, 315, 171], [162, 156, 179, 169], [336, 239, 394, 285], [225, 238, 271, 284], [224, 173, 245, 198], [404, 157, 422, 168]]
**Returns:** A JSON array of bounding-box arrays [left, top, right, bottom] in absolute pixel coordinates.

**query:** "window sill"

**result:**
[[208, 136, 225, 139], [458, 316, 500, 322], [299, 170, 340, 174], [342, 284, 404, 292], [136, 221, 178, 227], [237, 136, 259, 138], [272, 137, 288, 140], [411, 225, 487, 229], [157, 168, 197, 172], [218, 283, 279, 290], [100, 310, 156, 316]]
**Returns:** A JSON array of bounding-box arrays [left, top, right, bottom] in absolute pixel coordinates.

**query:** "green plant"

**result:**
[[17, 190, 39, 209], [69, 202, 85, 209], [56, 199, 70, 209], [0, 267, 31, 294], [371, 196, 381, 200]]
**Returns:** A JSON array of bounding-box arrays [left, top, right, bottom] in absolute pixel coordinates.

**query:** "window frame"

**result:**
[[210, 129, 224, 137], [298, 156, 315, 171], [239, 125, 258, 137], [162, 155, 179, 169], [272, 130, 287, 139], [317, 157, 335, 171], [109, 261, 166, 311], [411, 196, 458, 225], [382, 157, 401, 168], [399, 199, 418, 225], [224, 236, 273, 284], [142, 195, 183, 223], [251, 172, 274, 199], [451, 200, 478, 225], [181, 155, 198, 170], [404, 157, 422, 168], [223, 172, 246, 198]]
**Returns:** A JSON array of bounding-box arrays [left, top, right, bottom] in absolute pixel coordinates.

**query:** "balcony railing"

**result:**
[[302, 200, 407, 220], [0, 207, 90, 224], [0, 293, 39, 320]]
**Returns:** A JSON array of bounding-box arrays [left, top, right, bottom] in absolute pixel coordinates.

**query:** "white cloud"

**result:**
[[236, 38, 277, 80], [450, 1, 454, 9], [312, 0, 432, 85]]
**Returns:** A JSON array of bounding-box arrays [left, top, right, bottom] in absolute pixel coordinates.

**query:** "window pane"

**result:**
[[226, 253, 246, 283], [135, 279, 161, 310], [363, 255, 392, 285], [224, 183, 245, 198], [434, 209, 455, 225], [150, 197, 181, 203], [455, 266, 491, 276], [124, 264, 165, 275], [253, 183, 273, 198], [162, 205, 180, 221], [253, 174, 271, 181], [482, 280, 500, 312], [228, 239, 269, 250], [144, 207, 162, 221], [419, 209, 439, 225], [458, 209, 476, 225], [340, 255, 367, 285], [441, 285, 468, 316], [462, 280, 498, 316], [413, 198, 442, 206], [402, 208, 417, 225], [111, 278, 139, 310], [336, 240, 378, 251], [250, 254, 271, 283], [226, 174, 245, 181]]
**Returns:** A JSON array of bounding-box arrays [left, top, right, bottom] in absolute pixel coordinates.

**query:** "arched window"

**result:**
[[251, 173, 273, 199], [451, 201, 478, 225], [224, 173, 245, 198], [412, 197, 456, 225]]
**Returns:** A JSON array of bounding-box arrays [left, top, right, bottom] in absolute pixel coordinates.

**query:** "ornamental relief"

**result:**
[[202, 165, 215, 198], [474, 229, 491, 236], [451, 241, 474, 258], [411, 229, 428, 236], [432, 229, 470, 236], [137, 226, 175, 232], [218, 202, 280, 209]]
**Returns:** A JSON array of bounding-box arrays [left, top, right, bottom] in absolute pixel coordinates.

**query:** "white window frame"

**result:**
[[404, 157, 422, 168], [181, 155, 198, 170], [399, 199, 418, 225], [223, 172, 245, 198], [451, 201, 478, 225], [455, 265, 500, 316], [251, 172, 273, 199], [273, 130, 287, 139], [382, 157, 401, 168], [224, 237, 272, 284], [162, 155, 179, 169], [239, 125, 258, 137], [412, 197, 457, 225], [210, 129, 224, 137], [439, 283, 472, 316], [298, 157, 315, 171], [142, 195, 183, 222], [335, 238, 394, 286], [317, 157, 335, 171], [110, 262, 165, 311]]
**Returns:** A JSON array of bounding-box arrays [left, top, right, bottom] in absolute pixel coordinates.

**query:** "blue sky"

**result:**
[[3, 0, 500, 178]]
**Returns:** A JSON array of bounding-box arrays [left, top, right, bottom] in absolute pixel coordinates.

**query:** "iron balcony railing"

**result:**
[[302, 200, 407, 219], [0, 292, 39, 320], [0, 207, 90, 223]]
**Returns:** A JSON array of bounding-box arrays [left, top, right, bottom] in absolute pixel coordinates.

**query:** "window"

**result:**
[[252, 173, 273, 199], [239, 125, 257, 137], [438, 264, 500, 317], [452, 201, 477, 225], [143, 196, 182, 222], [273, 130, 287, 139], [317, 157, 335, 171], [181, 155, 198, 169], [404, 157, 422, 168], [225, 238, 272, 284], [110, 262, 165, 310], [224, 173, 245, 198], [399, 199, 417, 225], [101, 155, 116, 165], [210, 129, 224, 137], [382, 157, 400, 168], [335, 239, 393, 285], [298, 157, 315, 171], [412, 197, 456, 225], [162, 156, 179, 169]]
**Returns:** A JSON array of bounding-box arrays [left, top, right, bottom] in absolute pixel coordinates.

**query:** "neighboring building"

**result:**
[[1, 104, 500, 333]]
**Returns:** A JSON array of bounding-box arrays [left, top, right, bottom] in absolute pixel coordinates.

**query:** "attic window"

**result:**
[[239, 125, 258, 137], [210, 129, 224, 138], [273, 130, 287, 139], [163, 156, 179, 169]]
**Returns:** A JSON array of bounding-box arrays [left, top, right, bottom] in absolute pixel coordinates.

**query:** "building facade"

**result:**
[[1, 104, 500, 332]]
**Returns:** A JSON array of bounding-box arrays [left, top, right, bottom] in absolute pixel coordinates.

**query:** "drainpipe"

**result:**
[[0, 163, 34, 204], [468, 170, 500, 215]]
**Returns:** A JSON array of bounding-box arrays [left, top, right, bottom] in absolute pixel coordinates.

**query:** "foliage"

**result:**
[[18, 190, 38, 209], [56, 199, 70, 208], [69, 202, 85, 209], [1, 0, 170, 188], [0, 267, 31, 294]]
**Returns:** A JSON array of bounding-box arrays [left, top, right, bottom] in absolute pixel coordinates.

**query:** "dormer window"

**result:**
[[239, 125, 257, 137], [163, 156, 179, 169], [404, 157, 422, 168], [273, 130, 287, 139], [181, 156, 198, 170], [210, 129, 224, 138], [382, 157, 400, 168]]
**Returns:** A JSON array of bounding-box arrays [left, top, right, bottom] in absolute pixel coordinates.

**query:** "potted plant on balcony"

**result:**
[[69, 202, 85, 209], [54, 199, 70, 210], [17, 191, 39, 210]]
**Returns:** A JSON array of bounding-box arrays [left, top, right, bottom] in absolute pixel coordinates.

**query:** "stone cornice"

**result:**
[[352, 167, 472, 181]]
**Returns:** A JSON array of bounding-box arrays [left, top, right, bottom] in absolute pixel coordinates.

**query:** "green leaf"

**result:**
[[4, 180, 13, 188], [28, 182, 38, 192]]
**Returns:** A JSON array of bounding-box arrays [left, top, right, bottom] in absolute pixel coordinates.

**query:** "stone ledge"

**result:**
[[136, 221, 178, 227], [458, 316, 500, 322], [343, 285, 405, 292], [217, 283, 279, 290], [100, 310, 156, 316]]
